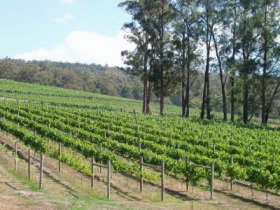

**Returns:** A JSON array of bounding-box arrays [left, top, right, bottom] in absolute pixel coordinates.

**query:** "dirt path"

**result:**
[[0, 133, 277, 210]]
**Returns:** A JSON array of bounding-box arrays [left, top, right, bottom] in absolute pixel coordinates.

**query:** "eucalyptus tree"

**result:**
[[236, 0, 260, 123], [173, 0, 200, 117], [150, 0, 176, 115], [209, 0, 230, 121], [120, 0, 176, 115], [225, 0, 240, 122], [258, 0, 280, 124], [119, 0, 154, 113], [199, 0, 215, 120]]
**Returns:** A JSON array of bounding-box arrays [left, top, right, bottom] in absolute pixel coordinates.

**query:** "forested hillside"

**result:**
[[0, 58, 143, 99], [0, 58, 225, 112], [0, 55, 279, 122]]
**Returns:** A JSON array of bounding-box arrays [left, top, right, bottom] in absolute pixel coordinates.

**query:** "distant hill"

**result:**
[[0, 58, 279, 120], [0, 58, 143, 100], [0, 58, 204, 107]]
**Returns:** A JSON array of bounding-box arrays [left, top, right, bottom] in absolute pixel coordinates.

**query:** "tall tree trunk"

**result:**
[[230, 76, 235, 122], [201, 0, 211, 119], [205, 31, 211, 119], [160, 93, 165, 115], [142, 53, 148, 113], [243, 73, 249, 124], [212, 30, 227, 121], [206, 66, 211, 119], [160, 63, 164, 115], [230, 0, 237, 122], [261, 42, 268, 124], [221, 82, 227, 121], [201, 78, 207, 119], [264, 81, 280, 124], [181, 32, 187, 117], [261, 1, 268, 125], [185, 38, 191, 118], [182, 76, 186, 116], [142, 74, 148, 113], [182, 27, 191, 118], [146, 81, 152, 113], [181, 62, 186, 117], [201, 50, 211, 120], [159, 0, 165, 116]]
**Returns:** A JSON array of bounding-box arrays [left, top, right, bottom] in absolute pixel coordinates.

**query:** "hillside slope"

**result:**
[[0, 58, 143, 100], [0, 80, 279, 209]]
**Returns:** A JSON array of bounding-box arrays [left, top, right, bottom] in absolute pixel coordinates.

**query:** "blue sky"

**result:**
[[1, 0, 133, 66]]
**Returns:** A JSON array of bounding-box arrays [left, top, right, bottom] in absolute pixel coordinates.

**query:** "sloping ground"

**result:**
[[0, 135, 128, 210], [0, 133, 275, 210], [0, 149, 67, 209]]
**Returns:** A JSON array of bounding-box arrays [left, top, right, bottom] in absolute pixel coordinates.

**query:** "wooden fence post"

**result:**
[[28, 149, 31, 180], [107, 160, 111, 200], [91, 156, 94, 189], [186, 157, 190, 192], [58, 142, 62, 173], [230, 155, 234, 190], [39, 152, 43, 189], [140, 156, 143, 192], [161, 160, 165, 201], [210, 163, 215, 199], [100, 144, 103, 173], [14, 142, 18, 171]]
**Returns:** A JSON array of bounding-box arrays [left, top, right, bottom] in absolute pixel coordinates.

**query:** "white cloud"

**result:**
[[53, 14, 74, 24], [60, 0, 77, 4], [14, 30, 135, 67]]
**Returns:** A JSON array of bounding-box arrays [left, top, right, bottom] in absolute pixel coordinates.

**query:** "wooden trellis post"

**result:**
[[28, 149, 31, 180], [14, 142, 18, 171], [140, 156, 143, 192], [39, 152, 43, 189], [107, 160, 111, 200], [100, 144, 103, 173], [210, 163, 215, 199], [139, 159, 164, 201], [91, 159, 112, 199], [58, 142, 62, 173], [186, 157, 190, 192], [161, 160, 165, 201], [91, 156, 94, 189], [230, 155, 234, 190]]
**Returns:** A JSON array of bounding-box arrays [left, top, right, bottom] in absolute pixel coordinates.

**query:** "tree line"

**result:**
[[120, 0, 280, 124], [0, 59, 142, 99]]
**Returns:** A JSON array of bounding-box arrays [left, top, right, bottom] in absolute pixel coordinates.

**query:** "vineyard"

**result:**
[[0, 79, 280, 208]]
